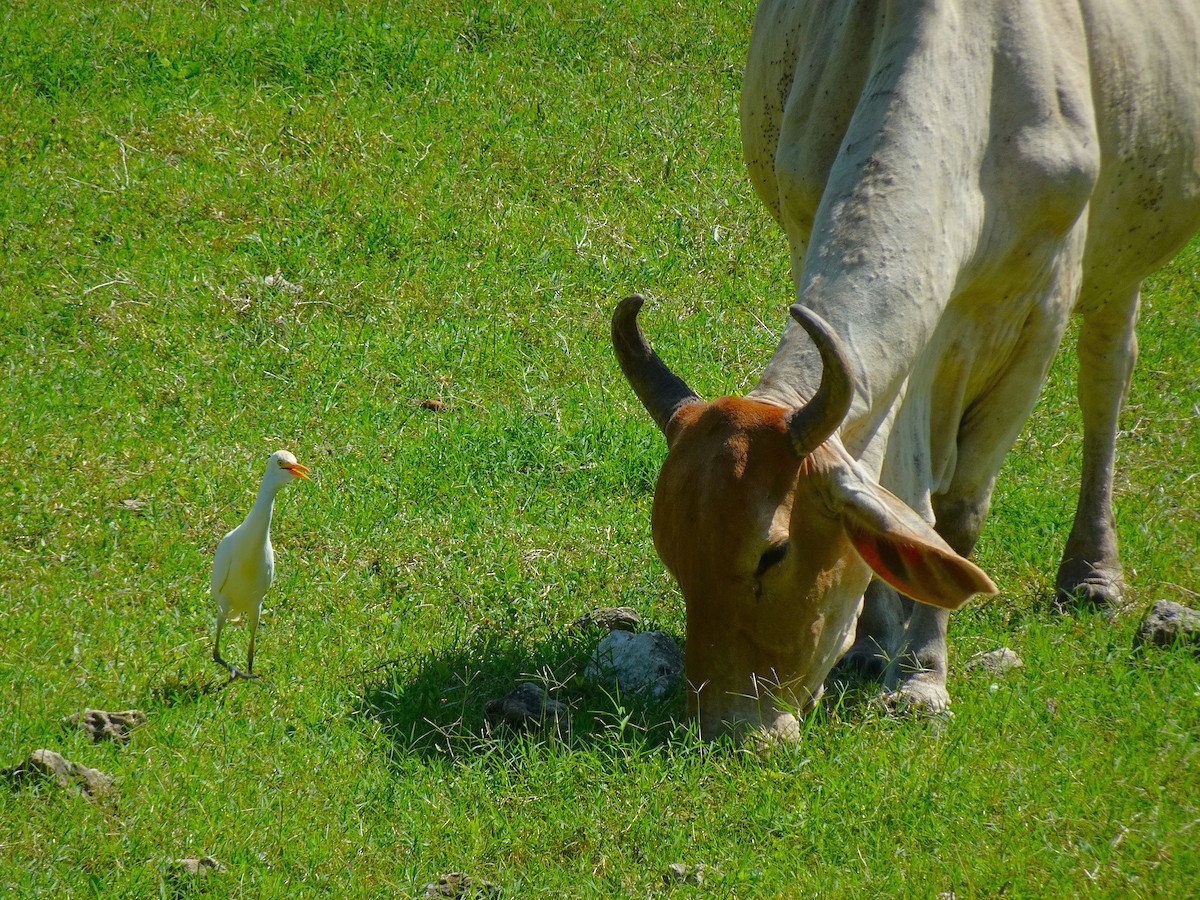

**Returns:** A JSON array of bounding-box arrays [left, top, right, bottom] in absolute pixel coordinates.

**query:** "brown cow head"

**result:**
[[612, 296, 996, 741]]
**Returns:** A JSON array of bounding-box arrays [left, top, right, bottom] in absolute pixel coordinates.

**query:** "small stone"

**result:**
[[3, 749, 113, 798], [262, 270, 303, 294], [423, 872, 500, 898], [664, 862, 712, 885], [120, 498, 150, 515], [63, 708, 147, 744], [571, 606, 642, 634], [1135, 600, 1200, 650], [584, 630, 683, 700], [484, 683, 566, 734], [170, 856, 224, 878], [965, 648, 1024, 676]]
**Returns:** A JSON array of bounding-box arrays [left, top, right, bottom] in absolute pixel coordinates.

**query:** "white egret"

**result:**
[[211, 450, 309, 679]]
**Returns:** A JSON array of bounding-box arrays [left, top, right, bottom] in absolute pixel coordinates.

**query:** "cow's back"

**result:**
[[741, 0, 1200, 306]]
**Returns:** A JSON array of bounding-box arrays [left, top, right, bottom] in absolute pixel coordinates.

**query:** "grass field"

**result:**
[[2, 2, 1198, 896]]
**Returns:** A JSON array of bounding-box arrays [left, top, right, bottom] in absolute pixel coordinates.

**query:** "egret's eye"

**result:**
[[755, 541, 789, 578]]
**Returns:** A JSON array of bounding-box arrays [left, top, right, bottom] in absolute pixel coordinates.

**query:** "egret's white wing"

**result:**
[[211, 531, 234, 597]]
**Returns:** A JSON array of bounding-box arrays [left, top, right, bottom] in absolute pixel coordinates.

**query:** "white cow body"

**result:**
[[738, 0, 1200, 709], [614, 0, 1199, 738], [745, 0, 1199, 457]]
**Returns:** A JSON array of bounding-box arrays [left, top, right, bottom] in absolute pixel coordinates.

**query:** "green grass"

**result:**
[[1, 1, 1197, 896]]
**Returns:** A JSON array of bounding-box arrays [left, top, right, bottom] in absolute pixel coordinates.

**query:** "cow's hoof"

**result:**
[[705, 710, 801, 746], [882, 673, 951, 718], [1055, 562, 1125, 611], [747, 712, 801, 749]]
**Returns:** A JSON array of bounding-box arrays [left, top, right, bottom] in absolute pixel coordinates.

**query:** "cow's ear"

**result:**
[[833, 478, 998, 610]]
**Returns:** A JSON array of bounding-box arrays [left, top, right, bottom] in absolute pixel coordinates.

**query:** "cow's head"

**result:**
[[612, 296, 996, 741]]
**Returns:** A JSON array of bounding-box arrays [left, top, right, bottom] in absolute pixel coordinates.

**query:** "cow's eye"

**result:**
[[755, 541, 789, 578]]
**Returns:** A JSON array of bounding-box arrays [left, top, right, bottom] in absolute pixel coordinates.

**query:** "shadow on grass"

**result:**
[[354, 627, 692, 762], [353, 628, 909, 766], [142, 669, 237, 709]]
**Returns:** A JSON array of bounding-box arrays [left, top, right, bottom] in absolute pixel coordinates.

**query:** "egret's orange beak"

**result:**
[[285, 462, 311, 480]]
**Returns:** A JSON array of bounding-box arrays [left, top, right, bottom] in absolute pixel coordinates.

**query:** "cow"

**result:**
[[613, 0, 1200, 741]]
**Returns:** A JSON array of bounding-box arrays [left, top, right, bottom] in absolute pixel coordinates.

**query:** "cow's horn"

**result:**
[[612, 295, 701, 434], [786, 304, 854, 457]]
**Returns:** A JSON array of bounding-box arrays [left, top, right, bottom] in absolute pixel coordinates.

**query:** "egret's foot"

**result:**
[[214, 655, 258, 681], [1055, 559, 1125, 611]]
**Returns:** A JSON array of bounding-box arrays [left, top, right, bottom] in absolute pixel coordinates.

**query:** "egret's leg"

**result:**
[[243, 608, 262, 679], [213, 612, 245, 679]]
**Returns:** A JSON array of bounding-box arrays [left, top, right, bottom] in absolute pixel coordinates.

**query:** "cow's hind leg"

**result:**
[[1055, 289, 1139, 608]]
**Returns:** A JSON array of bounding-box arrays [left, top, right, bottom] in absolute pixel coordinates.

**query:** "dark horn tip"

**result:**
[[614, 294, 646, 323], [785, 303, 854, 458], [610, 293, 700, 436], [611, 295, 647, 352], [788, 303, 819, 331]]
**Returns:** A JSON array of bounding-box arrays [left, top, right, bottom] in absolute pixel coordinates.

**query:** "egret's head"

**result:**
[[270, 449, 310, 481]]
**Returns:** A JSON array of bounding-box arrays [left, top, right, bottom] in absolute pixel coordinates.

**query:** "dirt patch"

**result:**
[[62, 708, 147, 744], [423, 872, 500, 898], [3, 748, 113, 798]]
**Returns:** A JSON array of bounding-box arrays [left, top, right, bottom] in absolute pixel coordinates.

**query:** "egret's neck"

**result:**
[[242, 479, 283, 537]]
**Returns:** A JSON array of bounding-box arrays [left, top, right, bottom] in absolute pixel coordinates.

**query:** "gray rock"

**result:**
[[62, 708, 147, 744], [965, 647, 1024, 676], [423, 873, 500, 898], [170, 856, 224, 877], [484, 683, 566, 734], [584, 630, 683, 700], [261, 270, 303, 295], [3, 749, 113, 798], [1135, 599, 1200, 649], [165, 856, 224, 897], [664, 862, 713, 885]]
